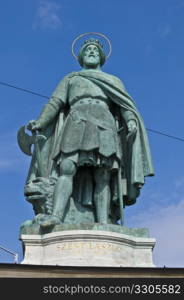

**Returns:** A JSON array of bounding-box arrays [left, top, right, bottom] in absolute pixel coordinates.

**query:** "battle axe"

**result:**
[[17, 126, 46, 177]]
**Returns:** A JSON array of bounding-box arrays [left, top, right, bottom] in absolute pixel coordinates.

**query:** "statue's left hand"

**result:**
[[126, 120, 137, 143], [127, 119, 137, 133]]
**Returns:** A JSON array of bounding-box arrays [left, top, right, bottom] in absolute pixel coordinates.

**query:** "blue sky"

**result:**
[[0, 0, 184, 267]]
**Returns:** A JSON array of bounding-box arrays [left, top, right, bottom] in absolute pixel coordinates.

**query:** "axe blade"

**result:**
[[17, 126, 34, 156]]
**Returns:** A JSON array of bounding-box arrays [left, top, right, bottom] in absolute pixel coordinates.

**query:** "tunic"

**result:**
[[32, 70, 154, 205], [53, 75, 121, 168]]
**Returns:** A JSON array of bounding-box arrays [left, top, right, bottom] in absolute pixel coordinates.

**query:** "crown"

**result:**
[[83, 38, 103, 49], [72, 32, 112, 60]]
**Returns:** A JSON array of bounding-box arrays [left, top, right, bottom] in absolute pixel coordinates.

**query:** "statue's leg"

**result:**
[[94, 168, 111, 224], [52, 158, 76, 220], [40, 159, 76, 227]]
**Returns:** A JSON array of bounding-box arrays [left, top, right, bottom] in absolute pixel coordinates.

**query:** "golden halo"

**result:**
[[72, 32, 112, 60]]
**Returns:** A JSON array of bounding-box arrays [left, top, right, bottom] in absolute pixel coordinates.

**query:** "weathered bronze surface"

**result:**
[[18, 37, 154, 233]]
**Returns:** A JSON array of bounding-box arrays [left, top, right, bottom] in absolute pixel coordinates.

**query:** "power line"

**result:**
[[0, 80, 184, 143], [146, 128, 184, 142], [0, 245, 18, 264], [0, 81, 50, 100]]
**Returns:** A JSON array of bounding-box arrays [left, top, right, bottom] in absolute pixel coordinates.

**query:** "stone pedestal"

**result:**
[[20, 226, 155, 267]]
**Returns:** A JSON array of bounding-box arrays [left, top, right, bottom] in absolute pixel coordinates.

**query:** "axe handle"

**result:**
[[33, 131, 45, 178]]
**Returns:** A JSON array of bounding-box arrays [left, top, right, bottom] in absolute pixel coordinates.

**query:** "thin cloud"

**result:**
[[158, 24, 172, 38], [127, 197, 184, 267], [0, 159, 13, 169], [175, 176, 184, 189], [0, 157, 21, 171], [0, 131, 29, 171], [33, 0, 62, 30], [148, 200, 184, 268], [145, 44, 154, 55]]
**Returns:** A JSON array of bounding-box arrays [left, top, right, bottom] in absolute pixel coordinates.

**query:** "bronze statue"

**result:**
[[18, 33, 154, 230]]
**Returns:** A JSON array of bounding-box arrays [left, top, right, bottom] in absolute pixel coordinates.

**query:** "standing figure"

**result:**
[[19, 35, 154, 228]]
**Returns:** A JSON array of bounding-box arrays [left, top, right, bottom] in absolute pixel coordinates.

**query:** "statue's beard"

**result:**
[[83, 56, 100, 68]]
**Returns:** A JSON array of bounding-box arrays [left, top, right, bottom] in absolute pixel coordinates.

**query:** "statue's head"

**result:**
[[78, 38, 106, 68]]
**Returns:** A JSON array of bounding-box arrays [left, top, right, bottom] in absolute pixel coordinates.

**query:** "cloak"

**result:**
[[27, 70, 154, 209]]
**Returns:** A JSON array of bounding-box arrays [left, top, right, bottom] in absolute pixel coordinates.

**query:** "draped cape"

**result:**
[[27, 70, 154, 207]]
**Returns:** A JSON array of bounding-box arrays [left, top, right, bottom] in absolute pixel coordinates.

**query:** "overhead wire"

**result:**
[[0, 80, 184, 142], [146, 129, 184, 142], [0, 81, 50, 100]]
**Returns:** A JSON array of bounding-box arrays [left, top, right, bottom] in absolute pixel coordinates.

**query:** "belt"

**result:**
[[71, 98, 109, 109]]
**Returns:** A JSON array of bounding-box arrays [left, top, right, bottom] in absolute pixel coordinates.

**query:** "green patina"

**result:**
[[18, 38, 154, 233]]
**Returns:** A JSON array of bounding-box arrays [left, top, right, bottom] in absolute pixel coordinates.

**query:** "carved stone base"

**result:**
[[20, 228, 156, 267]]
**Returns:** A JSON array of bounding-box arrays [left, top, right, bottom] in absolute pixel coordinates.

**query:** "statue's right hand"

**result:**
[[27, 120, 42, 132]]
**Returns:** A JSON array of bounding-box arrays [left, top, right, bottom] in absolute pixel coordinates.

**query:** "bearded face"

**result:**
[[82, 44, 101, 68]]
